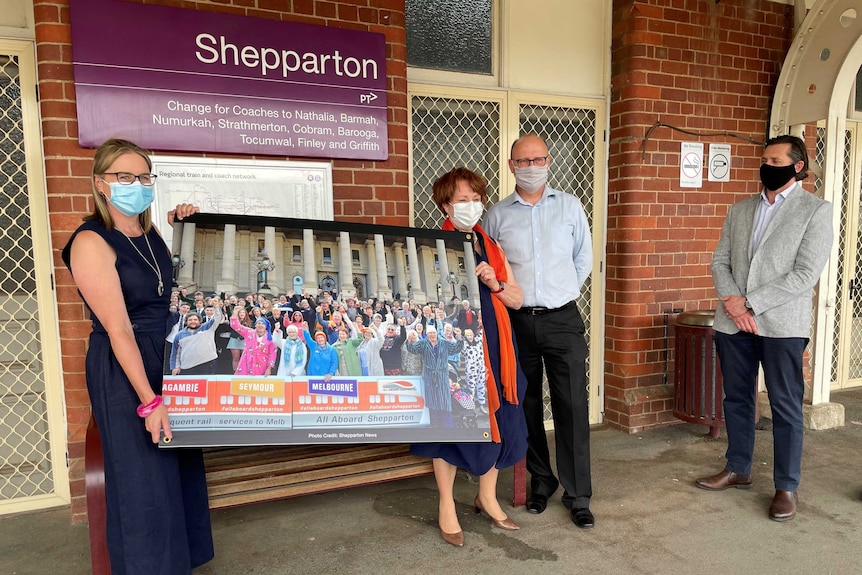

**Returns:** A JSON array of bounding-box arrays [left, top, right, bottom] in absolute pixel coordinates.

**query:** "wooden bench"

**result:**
[[86, 416, 526, 574], [204, 444, 434, 508]]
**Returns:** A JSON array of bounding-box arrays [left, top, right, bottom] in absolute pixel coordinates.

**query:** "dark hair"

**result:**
[[765, 135, 809, 180], [431, 167, 489, 215]]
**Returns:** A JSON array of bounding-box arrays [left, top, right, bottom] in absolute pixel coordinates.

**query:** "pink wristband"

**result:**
[[136, 395, 163, 418]]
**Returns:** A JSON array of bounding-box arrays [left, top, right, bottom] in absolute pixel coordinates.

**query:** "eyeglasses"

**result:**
[[101, 172, 158, 186], [511, 156, 549, 168]]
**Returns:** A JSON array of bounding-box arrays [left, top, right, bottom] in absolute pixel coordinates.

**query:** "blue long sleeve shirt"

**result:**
[[485, 185, 592, 308]]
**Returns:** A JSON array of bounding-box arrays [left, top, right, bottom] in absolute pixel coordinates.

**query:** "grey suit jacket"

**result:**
[[711, 183, 833, 338]]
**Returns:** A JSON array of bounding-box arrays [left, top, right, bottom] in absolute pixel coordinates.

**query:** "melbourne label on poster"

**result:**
[[159, 213, 492, 448]]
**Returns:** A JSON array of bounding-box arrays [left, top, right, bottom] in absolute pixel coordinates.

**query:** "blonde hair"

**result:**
[[87, 138, 154, 232]]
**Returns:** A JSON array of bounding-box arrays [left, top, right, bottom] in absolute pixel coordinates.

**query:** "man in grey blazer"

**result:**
[[695, 135, 833, 522]]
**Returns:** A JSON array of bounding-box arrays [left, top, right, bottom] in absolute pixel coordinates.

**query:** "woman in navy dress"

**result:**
[[411, 167, 528, 547], [62, 139, 213, 574]]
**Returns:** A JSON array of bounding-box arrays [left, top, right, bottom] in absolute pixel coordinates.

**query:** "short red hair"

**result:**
[[431, 167, 489, 216]]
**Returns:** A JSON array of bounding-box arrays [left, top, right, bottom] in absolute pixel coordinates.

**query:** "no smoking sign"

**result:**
[[679, 142, 704, 188]]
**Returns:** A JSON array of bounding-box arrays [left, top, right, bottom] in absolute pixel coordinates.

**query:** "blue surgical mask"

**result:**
[[105, 182, 154, 216]]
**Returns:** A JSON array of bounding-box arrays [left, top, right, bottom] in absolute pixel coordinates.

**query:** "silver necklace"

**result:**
[[123, 231, 164, 296]]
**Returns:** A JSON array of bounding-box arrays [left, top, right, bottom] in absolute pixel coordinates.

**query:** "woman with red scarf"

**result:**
[[411, 167, 528, 547]]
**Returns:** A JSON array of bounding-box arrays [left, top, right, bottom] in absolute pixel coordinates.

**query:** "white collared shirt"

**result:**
[[751, 182, 796, 255]]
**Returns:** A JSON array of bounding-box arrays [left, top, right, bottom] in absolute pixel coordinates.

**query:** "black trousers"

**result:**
[[509, 302, 592, 509], [182, 360, 216, 375]]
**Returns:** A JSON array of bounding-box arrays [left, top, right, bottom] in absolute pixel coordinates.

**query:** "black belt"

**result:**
[[516, 300, 577, 316]]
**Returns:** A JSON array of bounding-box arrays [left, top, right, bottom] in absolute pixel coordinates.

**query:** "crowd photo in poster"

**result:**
[[160, 213, 492, 447]]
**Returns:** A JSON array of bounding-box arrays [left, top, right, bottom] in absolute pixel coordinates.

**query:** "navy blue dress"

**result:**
[[411, 235, 528, 475], [63, 220, 213, 575]]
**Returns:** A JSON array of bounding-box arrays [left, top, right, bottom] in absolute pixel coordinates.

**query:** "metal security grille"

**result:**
[[819, 127, 857, 385], [410, 93, 599, 424], [519, 104, 597, 420], [816, 128, 837, 382], [853, 130, 862, 382], [410, 95, 501, 229], [0, 54, 54, 501]]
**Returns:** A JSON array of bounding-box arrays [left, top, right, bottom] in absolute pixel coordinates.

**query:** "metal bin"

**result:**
[[673, 310, 724, 438]]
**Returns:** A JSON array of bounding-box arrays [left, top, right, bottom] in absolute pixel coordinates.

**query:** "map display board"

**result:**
[[150, 156, 333, 252]]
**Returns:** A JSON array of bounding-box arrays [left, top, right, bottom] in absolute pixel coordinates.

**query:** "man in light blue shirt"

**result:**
[[485, 133, 595, 529]]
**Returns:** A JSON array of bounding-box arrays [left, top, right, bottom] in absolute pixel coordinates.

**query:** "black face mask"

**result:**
[[759, 163, 798, 192]]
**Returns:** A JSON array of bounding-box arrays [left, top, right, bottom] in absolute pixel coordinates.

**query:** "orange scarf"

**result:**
[[443, 220, 519, 443]]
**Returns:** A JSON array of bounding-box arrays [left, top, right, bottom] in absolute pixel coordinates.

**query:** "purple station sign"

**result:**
[[70, 0, 388, 160]]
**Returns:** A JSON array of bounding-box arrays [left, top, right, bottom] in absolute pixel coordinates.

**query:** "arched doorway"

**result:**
[[769, 0, 862, 407], [352, 276, 365, 299], [320, 275, 337, 294]]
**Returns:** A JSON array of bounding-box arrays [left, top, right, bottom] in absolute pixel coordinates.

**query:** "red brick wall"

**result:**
[[33, 0, 408, 522], [606, 0, 794, 432]]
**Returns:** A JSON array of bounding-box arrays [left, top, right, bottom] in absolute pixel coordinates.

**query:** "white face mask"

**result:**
[[513, 165, 548, 192], [450, 201, 483, 230]]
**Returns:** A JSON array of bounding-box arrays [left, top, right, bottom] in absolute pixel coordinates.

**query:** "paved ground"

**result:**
[[5, 388, 862, 575]]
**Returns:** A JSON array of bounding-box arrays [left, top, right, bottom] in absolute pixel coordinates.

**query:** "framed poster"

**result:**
[[160, 213, 491, 447]]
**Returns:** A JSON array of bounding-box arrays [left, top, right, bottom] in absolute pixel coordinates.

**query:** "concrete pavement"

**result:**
[[5, 387, 862, 575]]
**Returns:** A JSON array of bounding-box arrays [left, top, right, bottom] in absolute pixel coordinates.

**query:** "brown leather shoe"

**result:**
[[695, 469, 752, 491], [768, 490, 797, 522]]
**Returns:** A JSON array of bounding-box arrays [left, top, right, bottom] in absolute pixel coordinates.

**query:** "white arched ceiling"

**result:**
[[770, 1, 862, 135]]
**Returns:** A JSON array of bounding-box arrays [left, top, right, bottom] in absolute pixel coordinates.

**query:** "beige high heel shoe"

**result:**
[[474, 495, 520, 530], [440, 528, 464, 547]]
